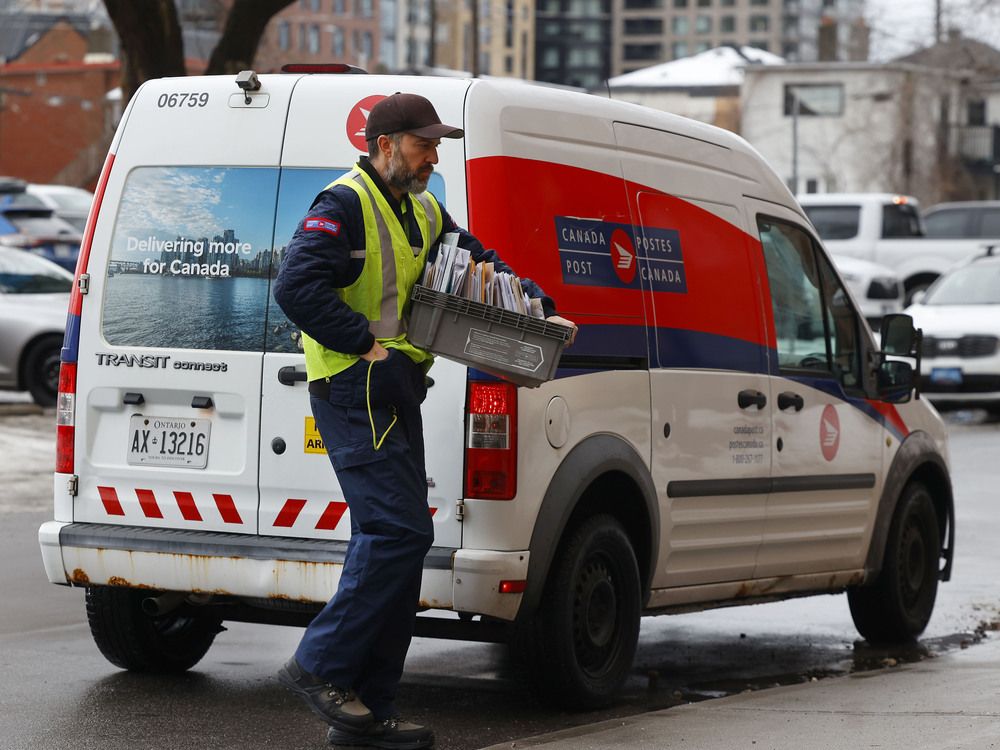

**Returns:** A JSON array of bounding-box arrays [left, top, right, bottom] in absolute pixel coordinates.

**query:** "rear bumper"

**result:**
[[38, 521, 528, 621]]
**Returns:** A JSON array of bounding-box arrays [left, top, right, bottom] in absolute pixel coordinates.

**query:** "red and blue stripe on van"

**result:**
[[56, 153, 115, 474], [465, 154, 909, 440]]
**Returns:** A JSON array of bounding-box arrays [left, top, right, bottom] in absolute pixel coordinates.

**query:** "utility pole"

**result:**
[[791, 87, 800, 195], [428, 0, 436, 67], [470, 0, 479, 76], [934, 0, 942, 43]]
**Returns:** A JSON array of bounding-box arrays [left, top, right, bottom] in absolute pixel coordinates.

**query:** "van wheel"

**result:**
[[24, 336, 62, 407], [85, 586, 222, 672], [515, 515, 640, 709], [848, 482, 940, 644]]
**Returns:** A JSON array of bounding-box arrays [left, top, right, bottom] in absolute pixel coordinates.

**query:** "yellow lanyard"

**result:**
[[365, 359, 398, 450]]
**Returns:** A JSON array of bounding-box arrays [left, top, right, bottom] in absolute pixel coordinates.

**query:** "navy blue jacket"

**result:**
[[273, 158, 555, 357]]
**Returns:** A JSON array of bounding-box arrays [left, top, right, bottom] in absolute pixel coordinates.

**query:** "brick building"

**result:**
[[0, 15, 119, 187]]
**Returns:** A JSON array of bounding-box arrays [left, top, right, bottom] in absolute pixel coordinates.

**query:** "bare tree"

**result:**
[[205, 0, 297, 76], [103, 0, 295, 104], [103, 0, 185, 104]]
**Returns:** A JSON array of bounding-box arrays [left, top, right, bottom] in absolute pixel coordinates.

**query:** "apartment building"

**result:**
[[247, 0, 532, 78], [535, 0, 611, 89], [252, 0, 381, 73], [612, 0, 867, 78], [430, 0, 534, 78]]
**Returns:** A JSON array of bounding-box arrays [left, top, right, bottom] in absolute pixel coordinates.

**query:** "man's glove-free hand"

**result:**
[[546, 315, 578, 346], [361, 341, 390, 361]]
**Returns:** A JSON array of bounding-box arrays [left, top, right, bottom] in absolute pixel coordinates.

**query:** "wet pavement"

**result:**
[[1, 403, 999, 749]]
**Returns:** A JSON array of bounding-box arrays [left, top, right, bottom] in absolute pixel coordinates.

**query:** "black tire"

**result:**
[[85, 586, 222, 672], [24, 336, 62, 407], [848, 482, 940, 644], [514, 515, 641, 709]]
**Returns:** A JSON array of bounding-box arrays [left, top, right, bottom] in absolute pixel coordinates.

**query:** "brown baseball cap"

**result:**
[[365, 92, 464, 141]]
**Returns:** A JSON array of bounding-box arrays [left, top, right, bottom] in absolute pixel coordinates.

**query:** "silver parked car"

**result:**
[[0, 245, 72, 405], [27, 183, 95, 233]]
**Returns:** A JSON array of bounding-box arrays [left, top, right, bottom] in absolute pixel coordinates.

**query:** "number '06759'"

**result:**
[[157, 92, 209, 108]]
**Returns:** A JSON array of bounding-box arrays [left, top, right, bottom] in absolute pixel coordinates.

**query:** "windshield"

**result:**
[[0, 248, 74, 293], [802, 205, 860, 240], [881, 203, 923, 238], [0, 192, 49, 211], [2, 212, 81, 238], [924, 263, 1000, 305], [43, 190, 94, 213]]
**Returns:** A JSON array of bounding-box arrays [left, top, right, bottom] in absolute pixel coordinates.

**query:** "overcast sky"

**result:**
[[866, 0, 1000, 60]]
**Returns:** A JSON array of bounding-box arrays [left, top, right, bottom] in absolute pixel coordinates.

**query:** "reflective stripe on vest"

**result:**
[[300, 168, 442, 381], [339, 171, 441, 338]]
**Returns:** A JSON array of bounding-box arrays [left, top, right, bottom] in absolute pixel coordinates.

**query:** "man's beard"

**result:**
[[385, 148, 431, 194]]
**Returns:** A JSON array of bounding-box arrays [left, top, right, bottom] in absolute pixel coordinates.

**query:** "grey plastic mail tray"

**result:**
[[408, 285, 572, 387]]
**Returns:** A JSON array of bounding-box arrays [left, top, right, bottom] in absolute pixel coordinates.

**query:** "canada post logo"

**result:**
[[556, 217, 686, 293], [346, 94, 387, 152]]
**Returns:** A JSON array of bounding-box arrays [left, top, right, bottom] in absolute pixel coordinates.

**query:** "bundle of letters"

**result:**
[[420, 232, 545, 318]]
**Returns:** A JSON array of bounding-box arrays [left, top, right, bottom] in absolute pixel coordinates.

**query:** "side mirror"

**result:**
[[876, 313, 922, 402], [880, 314, 918, 356], [877, 360, 915, 403]]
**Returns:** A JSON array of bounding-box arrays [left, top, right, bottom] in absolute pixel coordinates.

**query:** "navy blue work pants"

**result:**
[[295, 353, 434, 720]]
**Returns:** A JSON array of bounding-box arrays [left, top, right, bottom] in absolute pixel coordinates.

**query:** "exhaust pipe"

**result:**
[[141, 591, 188, 616]]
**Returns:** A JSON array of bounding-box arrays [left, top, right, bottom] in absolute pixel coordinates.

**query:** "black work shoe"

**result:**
[[276, 657, 373, 730], [327, 717, 434, 749]]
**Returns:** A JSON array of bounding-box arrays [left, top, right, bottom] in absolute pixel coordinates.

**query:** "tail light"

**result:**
[[280, 63, 367, 74], [55, 151, 114, 475], [464, 381, 517, 500], [55, 362, 76, 474]]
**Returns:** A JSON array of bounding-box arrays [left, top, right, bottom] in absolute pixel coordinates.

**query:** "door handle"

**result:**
[[777, 391, 804, 412], [738, 389, 767, 410], [277, 366, 308, 386]]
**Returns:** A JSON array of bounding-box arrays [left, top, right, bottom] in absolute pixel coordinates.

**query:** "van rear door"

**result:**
[[74, 76, 296, 536], [258, 75, 471, 549]]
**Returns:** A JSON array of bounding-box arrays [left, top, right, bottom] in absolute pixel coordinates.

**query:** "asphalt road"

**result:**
[[1, 404, 998, 750]]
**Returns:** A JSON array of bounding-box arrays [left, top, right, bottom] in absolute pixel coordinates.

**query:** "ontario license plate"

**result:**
[[127, 415, 211, 468], [930, 367, 963, 386]]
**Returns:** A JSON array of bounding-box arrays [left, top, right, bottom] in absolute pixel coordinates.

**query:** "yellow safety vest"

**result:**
[[302, 168, 442, 380]]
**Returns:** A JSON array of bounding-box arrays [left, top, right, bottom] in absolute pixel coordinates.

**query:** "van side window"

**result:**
[[102, 167, 280, 351], [757, 218, 861, 390]]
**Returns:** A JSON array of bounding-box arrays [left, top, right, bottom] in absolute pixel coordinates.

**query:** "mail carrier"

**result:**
[[39, 70, 953, 708]]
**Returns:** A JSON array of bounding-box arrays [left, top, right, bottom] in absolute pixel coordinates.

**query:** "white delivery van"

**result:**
[[39, 70, 954, 708]]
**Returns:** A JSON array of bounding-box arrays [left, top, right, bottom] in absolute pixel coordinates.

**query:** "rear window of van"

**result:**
[[102, 167, 281, 351], [101, 166, 449, 353]]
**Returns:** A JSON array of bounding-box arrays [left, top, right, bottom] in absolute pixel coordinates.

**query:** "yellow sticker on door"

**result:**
[[304, 417, 326, 454]]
